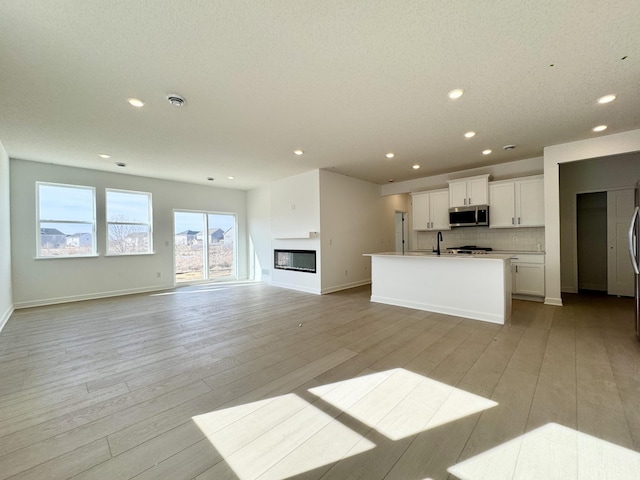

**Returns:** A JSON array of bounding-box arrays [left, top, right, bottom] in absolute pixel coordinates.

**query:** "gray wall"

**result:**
[[10, 159, 248, 307], [0, 142, 12, 330]]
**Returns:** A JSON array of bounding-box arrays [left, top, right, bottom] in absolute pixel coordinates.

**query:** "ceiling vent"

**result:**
[[503, 144, 516, 150], [166, 94, 186, 107]]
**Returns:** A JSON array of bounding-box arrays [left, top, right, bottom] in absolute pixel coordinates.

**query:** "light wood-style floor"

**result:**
[[0, 283, 639, 479]]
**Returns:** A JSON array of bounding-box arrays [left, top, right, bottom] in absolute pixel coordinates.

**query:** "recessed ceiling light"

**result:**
[[207, 177, 215, 181], [448, 89, 464, 99], [412, 164, 421, 170], [503, 144, 516, 150], [597, 94, 616, 104], [386, 153, 395, 158], [482, 149, 492, 155], [593, 125, 607, 132], [127, 98, 145, 108], [227, 176, 235, 180], [464, 131, 476, 138], [388, 179, 394, 183], [294, 150, 304, 156], [98, 153, 110, 159], [115, 162, 126, 167]]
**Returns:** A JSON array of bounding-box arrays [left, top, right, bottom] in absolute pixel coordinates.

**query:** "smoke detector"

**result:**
[[166, 94, 186, 107], [503, 144, 516, 150]]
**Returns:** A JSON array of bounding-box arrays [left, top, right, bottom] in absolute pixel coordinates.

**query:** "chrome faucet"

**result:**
[[437, 231, 443, 256]]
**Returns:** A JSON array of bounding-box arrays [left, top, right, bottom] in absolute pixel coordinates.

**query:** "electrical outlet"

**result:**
[[512, 235, 518, 243], [344, 269, 348, 276], [156, 272, 161, 278]]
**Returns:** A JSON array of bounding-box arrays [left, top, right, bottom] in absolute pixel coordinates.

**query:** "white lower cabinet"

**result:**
[[511, 254, 545, 298]]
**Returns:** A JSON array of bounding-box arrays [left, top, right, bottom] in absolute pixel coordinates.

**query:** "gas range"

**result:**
[[446, 245, 493, 255]]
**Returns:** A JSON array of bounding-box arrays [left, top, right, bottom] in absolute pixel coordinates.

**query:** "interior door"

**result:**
[[607, 189, 635, 296]]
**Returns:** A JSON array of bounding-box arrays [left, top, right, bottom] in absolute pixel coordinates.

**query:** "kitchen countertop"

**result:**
[[364, 251, 516, 260], [409, 249, 546, 255]]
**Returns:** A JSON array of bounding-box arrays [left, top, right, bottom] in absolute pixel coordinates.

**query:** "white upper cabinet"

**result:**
[[489, 175, 544, 228], [448, 174, 490, 207], [411, 189, 451, 231]]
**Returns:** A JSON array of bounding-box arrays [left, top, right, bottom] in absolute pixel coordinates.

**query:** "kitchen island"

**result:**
[[363, 252, 513, 324]]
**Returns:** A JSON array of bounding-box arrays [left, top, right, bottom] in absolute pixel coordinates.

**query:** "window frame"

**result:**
[[105, 188, 154, 256], [36, 181, 97, 259]]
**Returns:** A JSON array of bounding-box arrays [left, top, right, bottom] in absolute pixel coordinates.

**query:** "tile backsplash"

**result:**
[[414, 227, 545, 252]]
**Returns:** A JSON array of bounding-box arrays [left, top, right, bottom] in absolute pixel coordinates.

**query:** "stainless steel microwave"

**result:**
[[449, 205, 489, 227]]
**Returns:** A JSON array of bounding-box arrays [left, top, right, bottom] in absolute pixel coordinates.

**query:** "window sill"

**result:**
[[105, 252, 155, 257], [35, 254, 100, 260]]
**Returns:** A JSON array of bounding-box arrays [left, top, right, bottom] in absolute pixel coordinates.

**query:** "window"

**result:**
[[106, 189, 153, 255], [173, 211, 237, 283], [37, 182, 97, 257]]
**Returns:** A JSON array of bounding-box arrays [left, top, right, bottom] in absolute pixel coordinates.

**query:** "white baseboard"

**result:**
[[13, 285, 170, 309], [0, 304, 14, 333], [544, 296, 564, 306], [270, 281, 321, 295], [561, 285, 578, 294], [321, 280, 371, 295]]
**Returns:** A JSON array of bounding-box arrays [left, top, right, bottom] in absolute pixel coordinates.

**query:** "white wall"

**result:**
[[0, 141, 12, 331], [247, 184, 272, 282], [544, 129, 640, 305], [270, 170, 321, 294], [559, 153, 640, 293], [10, 159, 248, 307], [319, 170, 408, 293]]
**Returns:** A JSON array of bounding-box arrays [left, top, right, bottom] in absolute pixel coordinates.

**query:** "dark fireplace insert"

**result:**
[[274, 249, 316, 273]]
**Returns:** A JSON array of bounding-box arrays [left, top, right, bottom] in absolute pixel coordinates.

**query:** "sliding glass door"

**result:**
[[174, 211, 236, 284]]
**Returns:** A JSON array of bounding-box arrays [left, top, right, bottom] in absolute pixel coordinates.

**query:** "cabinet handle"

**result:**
[[512, 217, 515, 225], [516, 265, 518, 273], [468, 197, 471, 205], [518, 217, 521, 225], [463, 198, 467, 205]]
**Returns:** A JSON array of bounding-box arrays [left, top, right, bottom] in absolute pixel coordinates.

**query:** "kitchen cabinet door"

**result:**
[[468, 177, 489, 206], [513, 263, 545, 296], [449, 181, 468, 207], [489, 182, 516, 228], [516, 177, 544, 226], [430, 190, 451, 230], [411, 193, 430, 230]]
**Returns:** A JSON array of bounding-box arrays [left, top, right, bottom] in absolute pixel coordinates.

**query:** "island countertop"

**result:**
[[363, 251, 512, 324], [364, 251, 516, 260]]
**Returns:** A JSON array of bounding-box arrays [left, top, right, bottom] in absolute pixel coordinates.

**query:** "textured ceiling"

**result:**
[[1, 1, 639, 190]]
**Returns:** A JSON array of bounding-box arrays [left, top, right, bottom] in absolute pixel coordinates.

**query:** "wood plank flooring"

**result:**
[[0, 284, 639, 479]]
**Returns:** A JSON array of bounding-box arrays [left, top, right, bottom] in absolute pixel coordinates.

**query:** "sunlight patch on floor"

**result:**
[[448, 423, 640, 479], [308, 368, 498, 441], [192, 390, 376, 479]]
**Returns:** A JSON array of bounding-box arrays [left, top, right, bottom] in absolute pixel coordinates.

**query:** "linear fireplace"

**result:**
[[274, 249, 317, 273]]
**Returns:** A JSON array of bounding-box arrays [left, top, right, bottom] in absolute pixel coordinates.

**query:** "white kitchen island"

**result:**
[[363, 252, 513, 324]]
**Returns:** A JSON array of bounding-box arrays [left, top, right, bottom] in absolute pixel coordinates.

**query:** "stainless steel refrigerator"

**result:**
[[629, 181, 640, 340]]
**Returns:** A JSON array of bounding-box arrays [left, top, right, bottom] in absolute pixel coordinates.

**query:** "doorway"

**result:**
[[395, 211, 408, 253], [173, 210, 237, 284], [576, 192, 607, 291], [575, 189, 634, 296]]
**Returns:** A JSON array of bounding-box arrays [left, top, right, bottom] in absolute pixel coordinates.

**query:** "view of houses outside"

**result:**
[[174, 212, 235, 282], [38, 183, 96, 257], [40, 225, 95, 256]]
